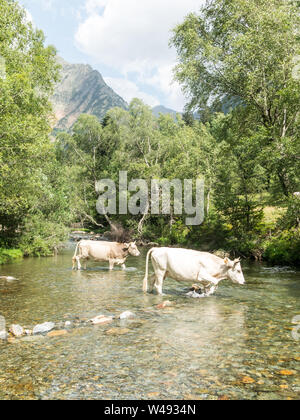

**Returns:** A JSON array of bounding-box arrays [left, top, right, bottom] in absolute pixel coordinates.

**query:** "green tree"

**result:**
[[171, 0, 300, 196], [0, 0, 66, 254]]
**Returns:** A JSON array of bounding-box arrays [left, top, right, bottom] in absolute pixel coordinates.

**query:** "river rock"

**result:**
[[65, 321, 72, 327], [119, 311, 135, 320], [9, 324, 24, 337], [47, 330, 68, 338], [0, 276, 16, 281], [106, 328, 130, 336], [157, 301, 173, 309], [89, 315, 113, 325], [20, 335, 45, 343], [33, 322, 55, 335], [0, 330, 7, 341]]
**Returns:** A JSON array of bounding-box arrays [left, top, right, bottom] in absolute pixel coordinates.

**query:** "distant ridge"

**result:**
[[52, 57, 128, 130], [152, 105, 181, 119]]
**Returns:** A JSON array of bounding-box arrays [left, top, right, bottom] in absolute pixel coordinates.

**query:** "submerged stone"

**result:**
[[0, 330, 7, 341], [33, 322, 55, 335], [157, 301, 173, 309], [106, 328, 130, 336], [0, 276, 16, 281], [47, 330, 68, 338], [89, 315, 113, 325], [119, 311, 135, 320]]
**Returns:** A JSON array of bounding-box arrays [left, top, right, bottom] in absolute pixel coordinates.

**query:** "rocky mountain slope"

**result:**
[[152, 105, 180, 118], [52, 57, 128, 130]]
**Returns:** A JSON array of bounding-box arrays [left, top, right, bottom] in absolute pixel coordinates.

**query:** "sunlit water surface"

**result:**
[[0, 246, 299, 400]]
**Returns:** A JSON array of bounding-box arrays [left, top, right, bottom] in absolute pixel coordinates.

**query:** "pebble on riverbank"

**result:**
[[89, 315, 114, 325], [33, 322, 55, 335], [9, 325, 24, 338]]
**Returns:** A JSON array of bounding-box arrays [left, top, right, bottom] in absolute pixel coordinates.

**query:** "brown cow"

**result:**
[[72, 240, 140, 271]]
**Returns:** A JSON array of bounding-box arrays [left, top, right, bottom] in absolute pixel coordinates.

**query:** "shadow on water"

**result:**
[[0, 246, 299, 400]]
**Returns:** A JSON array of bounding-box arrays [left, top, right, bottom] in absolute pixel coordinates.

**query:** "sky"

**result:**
[[20, 0, 204, 111]]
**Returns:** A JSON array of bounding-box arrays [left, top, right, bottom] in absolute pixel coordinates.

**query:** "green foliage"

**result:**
[[19, 215, 69, 257], [263, 229, 300, 266], [277, 197, 300, 230], [0, 248, 23, 265], [0, 0, 70, 256], [171, 0, 300, 197]]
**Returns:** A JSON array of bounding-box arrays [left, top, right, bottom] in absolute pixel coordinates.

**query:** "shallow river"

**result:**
[[0, 246, 299, 400]]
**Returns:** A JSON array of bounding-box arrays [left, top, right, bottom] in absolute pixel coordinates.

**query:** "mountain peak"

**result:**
[[52, 58, 128, 130], [152, 105, 181, 119]]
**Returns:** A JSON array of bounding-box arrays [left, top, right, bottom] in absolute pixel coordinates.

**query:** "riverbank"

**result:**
[[1, 229, 300, 267], [1, 214, 300, 268]]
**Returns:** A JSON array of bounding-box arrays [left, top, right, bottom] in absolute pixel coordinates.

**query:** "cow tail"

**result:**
[[143, 248, 155, 293], [72, 242, 80, 268]]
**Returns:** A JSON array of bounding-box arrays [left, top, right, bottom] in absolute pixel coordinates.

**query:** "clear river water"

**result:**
[[0, 245, 299, 400]]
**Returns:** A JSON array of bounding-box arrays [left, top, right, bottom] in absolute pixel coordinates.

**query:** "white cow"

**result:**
[[143, 247, 245, 297], [72, 240, 140, 271]]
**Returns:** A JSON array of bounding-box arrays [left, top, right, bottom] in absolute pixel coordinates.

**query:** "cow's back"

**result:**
[[79, 241, 124, 261]]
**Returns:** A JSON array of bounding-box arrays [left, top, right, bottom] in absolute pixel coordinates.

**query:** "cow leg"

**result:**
[[203, 285, 218, 297], [83, 260, 87, 270], [76, 256, 82, 271], [154, 270, 166, 295], [109, 260, 114, 271], [121, 264, 126, 270], [197, 268, 218, 285], [148, 274, 157, 293]]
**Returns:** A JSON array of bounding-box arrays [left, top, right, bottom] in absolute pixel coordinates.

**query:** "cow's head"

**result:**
[[224, 257, 245, 285], [124, 242, 141, 257]]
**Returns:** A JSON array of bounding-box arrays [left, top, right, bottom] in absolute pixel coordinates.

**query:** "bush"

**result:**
[[19, 215, 69, 257], [263, 229, 300, 266], [0, 249, 23, 265]]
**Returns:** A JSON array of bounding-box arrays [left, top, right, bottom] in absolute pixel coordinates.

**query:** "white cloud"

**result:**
[[75, 0, 203, 110], [104, 77, 160, 107]]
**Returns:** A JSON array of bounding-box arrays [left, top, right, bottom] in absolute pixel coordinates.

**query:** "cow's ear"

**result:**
[[123, 243, 129, 249], [233, 258, 241, 267], [224, 257, 233, 268]]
